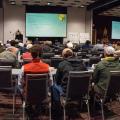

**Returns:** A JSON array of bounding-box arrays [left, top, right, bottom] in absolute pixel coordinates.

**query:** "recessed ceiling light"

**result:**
[[80, 5, 84, 8], [47, 2, 52, 5], [10, 1, 16, 5]]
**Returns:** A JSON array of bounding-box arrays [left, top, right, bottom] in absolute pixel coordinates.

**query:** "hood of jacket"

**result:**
[[102, 57, 119, 68]]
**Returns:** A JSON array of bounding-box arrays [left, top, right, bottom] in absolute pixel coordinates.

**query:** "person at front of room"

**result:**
[[18, 44, 54, 119], [15, 30, 23, 42]]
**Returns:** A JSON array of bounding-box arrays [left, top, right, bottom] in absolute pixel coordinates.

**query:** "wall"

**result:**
[[64, 7, 87, 43], [93, 15, 120, 43], [2, 1, 92, 43], [4, 0, 25, 43], [0, 8, 3, 43]]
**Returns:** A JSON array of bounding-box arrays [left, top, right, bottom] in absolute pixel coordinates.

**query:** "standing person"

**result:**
[[15, 30, 23, 42]]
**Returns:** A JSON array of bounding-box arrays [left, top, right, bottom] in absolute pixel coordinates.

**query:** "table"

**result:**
[[12, 68, 22, 76]]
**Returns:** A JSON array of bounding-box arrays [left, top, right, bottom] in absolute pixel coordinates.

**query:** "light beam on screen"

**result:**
[[112, 21, 120, 39], [26, 13, 67, 37]]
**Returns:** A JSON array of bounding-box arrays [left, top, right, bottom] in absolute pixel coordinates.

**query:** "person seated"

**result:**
[[53, 48, 86, 119], [18, 44, 54, 118], [82, 40, 93, 50], [66, 41, 73, 49], [42, 41, 53, 53], [21, 43, 33, 60], [89, 46, 120, 116], [0, 43, 18, 67], [93, 46, 120, 97], [0, 41, 5, 53], [115, 41, 120, 50], [55, 48, 86, 95], [92, 40, 104, 52]]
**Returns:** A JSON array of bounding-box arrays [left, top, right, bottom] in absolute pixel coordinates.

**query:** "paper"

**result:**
[[79, 33, 90, 43]]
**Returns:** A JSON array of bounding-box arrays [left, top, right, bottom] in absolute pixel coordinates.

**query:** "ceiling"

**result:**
[[8, 0, 120, 17], [99, 5, 120, 17], [8, 0, 97, 8]]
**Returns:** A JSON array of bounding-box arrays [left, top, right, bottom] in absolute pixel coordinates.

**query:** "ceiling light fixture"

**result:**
[[47, 2, 52, 5], [10, 1, 16, 5], [80, 5, 85, 8]]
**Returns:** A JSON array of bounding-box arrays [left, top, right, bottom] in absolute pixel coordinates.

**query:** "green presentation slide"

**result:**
[[26, 13, 67, 37], [112, 21, 120, 39]]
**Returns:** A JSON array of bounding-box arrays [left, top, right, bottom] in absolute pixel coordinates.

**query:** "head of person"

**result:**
[[44, 41, 52, 46], [10, 40, 17, 47], [30, 44, 42, 59], [85, 40, 91, 45], [104, 46, 115, 57], [66, 41, 73, 49], [62, 48, 73, 58]]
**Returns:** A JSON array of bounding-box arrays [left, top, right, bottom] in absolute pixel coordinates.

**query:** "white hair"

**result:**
[[26, 44, 33, 49], [104, 46, 115, 55]]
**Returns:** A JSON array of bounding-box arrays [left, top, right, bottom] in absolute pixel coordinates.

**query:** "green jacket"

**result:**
[[93, 57, 120, 93]]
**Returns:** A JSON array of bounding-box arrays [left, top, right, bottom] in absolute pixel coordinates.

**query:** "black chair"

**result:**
[[23, 73, 51, 119], [51, 57, 63, 68], [42, 59, 51, 66], [97, 71, 120, 120], [0, 58, 16, 67], [0, 66, 15, 114], [42, 53, 55, 59], [22, 58, 32, 65], [63, 71, 92, 120], [89, 56, 101, 67]]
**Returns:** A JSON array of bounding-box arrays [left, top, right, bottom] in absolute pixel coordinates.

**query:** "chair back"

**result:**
[[25, 73, 49, 105], [42, 53, 55, 59], [66, 71, 92, 101], [0, 66, 12, 89], [23, 58, 32, 65], [0, 58, 15, 67], [51, 57, 63, 68], [89, 56, 101, 67], [104, 71, 120, 101]]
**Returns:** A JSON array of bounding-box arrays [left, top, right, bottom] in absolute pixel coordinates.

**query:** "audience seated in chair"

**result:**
[[0, 42, 18, 67], [21, 43, 33, 60], [82, 40, 93, 50], [55, 48, 86, 96], [18, 44, 54, 118], [91, 46, 120, 117]]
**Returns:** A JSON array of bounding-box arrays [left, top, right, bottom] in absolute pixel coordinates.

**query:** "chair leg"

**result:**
[[100, 99, 105, 120], [13, 94, 15, 115], [63, 104, 66, 120], [49, 103, 51, 120], [86, 100, 90, 120], [23, 101, 25, 120]]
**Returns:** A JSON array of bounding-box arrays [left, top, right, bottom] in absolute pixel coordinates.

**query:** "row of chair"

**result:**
[[0, 66, 120, 120]]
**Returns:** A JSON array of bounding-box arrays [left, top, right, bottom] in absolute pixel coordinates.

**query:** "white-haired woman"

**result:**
[[93, 46, 120, 96]]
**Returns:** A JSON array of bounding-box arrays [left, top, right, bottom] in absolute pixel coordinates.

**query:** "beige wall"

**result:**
[[2, 0, 92, 43], [0, 8, 3, 43], [4, 2, 25, 43], [64, 7, 91, 43]]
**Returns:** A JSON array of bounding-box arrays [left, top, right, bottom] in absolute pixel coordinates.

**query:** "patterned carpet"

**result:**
[[0, 91, 120, 120]]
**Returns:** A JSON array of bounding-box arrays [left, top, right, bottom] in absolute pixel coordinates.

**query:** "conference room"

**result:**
[[0, 0, 120, 120]]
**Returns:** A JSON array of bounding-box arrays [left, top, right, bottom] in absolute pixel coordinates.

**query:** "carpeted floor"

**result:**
[[0, 91, 120, 120]]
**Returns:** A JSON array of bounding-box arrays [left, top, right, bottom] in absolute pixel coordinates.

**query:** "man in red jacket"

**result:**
[[18, 44, 54, 118]]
